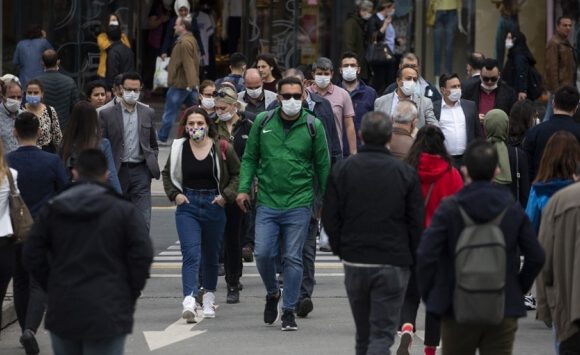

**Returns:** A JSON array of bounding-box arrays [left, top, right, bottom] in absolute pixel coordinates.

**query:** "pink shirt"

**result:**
[[308, 84, 355, 150]]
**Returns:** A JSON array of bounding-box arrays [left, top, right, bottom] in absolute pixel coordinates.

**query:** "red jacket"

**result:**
[[417, 153, 463, 227]]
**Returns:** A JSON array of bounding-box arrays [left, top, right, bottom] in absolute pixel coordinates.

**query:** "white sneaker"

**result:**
[[202, 292, 216, 318], [182, 295, 198, 323]]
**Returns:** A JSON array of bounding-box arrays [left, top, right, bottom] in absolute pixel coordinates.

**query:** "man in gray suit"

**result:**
[[374, 65, 438, 129], [433, 73, 483, 166], [99, 72, 160, 229]]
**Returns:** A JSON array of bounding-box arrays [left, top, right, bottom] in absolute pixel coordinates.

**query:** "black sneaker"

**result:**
[[296, 297, 313, 318], [20, 329, 39, 355], [281, 310, 298, 331], [264, 291, 281, 324], [227, 285, 240, 304], [242, 245, 254, 262]]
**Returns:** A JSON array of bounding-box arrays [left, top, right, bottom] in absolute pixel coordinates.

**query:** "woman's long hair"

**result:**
[[405, 125, 452, 169], [60, 101, 101, 165], [535, 131, 580, 183], [256, 53, 283, 80]]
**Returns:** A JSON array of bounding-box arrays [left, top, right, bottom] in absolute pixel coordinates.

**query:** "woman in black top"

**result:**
[[162, 107, 240, 322], [214, 86, 253, 304]]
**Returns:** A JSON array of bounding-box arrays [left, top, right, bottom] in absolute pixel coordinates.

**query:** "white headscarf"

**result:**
[[174, 0, 190, 16]]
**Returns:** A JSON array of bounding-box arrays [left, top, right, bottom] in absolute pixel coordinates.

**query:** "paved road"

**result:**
[[1, 208, 555, 354]]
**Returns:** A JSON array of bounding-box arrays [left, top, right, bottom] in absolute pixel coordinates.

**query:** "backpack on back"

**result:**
[[453, 202, 508, 325]]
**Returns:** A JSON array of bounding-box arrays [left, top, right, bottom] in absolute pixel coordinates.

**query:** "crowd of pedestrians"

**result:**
[[1, 1, 580, 355]]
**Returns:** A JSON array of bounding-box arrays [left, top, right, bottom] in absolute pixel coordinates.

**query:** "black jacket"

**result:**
[[523, 114, 580, 181], [462, 80, 517, 116], [106, 41, 135, 88], [321, 145, 424, 265], [24, 182, 153, 339], [461, 74, 481, 94], [417, 181, 545, 319]]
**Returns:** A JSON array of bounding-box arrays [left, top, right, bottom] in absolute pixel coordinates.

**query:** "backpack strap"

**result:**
[[514, 146, 520, 202], [259, 109, 277, 130], [305, 113, 317, 139], [219, 139, 228, 161], [424, 183, 435, 207]]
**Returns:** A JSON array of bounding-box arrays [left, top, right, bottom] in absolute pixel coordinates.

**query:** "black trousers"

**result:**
[[299, 217, 318, 300], [0, 240, 16, 334], [561, 330, 580, 355], [400, 270, 441, 346], [345, 264, 410, 355], [224, 203, 243, 286], [13, 243, 46, 333]]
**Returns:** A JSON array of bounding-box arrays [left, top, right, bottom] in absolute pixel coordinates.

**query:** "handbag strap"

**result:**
[[424, 183, 435, 207], [5, 169, 17, 196]]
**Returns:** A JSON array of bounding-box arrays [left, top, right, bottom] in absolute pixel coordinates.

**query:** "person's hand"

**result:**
[[458, 22, 467, 35], [175, 193, 189, 206], [212, 195, 226, 207], [161, 53, 168, 60], [518, 92, 528, 101], [479, 113, 485, 123], [236, 193, 251, 213]]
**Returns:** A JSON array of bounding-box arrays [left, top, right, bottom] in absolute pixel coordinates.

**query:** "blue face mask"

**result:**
[[26, 95, 41, 106]]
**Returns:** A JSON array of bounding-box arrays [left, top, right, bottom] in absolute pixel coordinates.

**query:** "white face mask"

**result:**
[[505, 39, 514, 49], [281, 98, 303, 116], [201, 97, 215, 109], [386, 10, 395, 17], [4, 98, 20, 113], [314, 75, 331, 89], [218, 112, 233, 122], [361, 13, 372, 20], [109, 20, 119, 27], [246, 87, 263, 99], [448, 88, 462, 102], [341, 67, 358, 82], [400, 80, 416, 97], [481, 82, 498, 92], [122, 90, 139, 105]]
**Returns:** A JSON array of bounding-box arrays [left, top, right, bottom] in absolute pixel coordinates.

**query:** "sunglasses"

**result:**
[[217, 91, 237, 100], [280, 93, 302, 100], [481, 76, 499, 83]]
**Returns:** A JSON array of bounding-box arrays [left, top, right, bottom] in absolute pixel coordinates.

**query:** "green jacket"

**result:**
[[239, 108, 331, 209]]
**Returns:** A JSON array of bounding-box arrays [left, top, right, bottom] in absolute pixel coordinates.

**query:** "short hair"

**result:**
[[75, 149, 108, 180], [340, 51, 359, 64], [121, 72, 142, 86], [439, 73, 461, 88], [393, 101, 418, 124], [42, 49, 58, 68], [1, 80, 21, 97], [199, 80, 216, 94], [179, 16, 193, 32], [14, 112, 40, 140], [312, 57, 334, 72], [356, 0, 374, 11], [401, 52, 420, 66], [376, 0, 394, 11], [360, 111, 393, 146], [467, 52, 486, 70], [463, 140, 499, 181], [553, 85, 580, 112], [113, 74, 124, 88], [283, 68, 305, 81], [482, 58, 499, 71], [26, 79, 44, 92], [84, 80, 107, 99], [230, 52, 247, 69], [277, 76, 303, 93], [557, 15, 574, 26], [397, 65, 418, 80]]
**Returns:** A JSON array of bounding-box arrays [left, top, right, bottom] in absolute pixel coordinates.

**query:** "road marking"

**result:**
[[143, 318, 206, 351], [151, 262, 344, 269], [150, 273, 345, 278], [152, 206, 176, 210]]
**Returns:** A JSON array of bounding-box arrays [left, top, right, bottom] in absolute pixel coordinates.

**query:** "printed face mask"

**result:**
[[187, 127, 206, 141]]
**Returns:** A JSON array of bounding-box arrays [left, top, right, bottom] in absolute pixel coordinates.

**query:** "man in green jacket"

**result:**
[[236, 76, 330, 331]]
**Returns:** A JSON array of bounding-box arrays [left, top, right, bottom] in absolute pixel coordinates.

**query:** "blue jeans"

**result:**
[[176, 188, 226, 297], [51, 333, 126, 355], [433, 10, 458, 76], [158, 87, 198, 142], [254, 205, 311, 312]]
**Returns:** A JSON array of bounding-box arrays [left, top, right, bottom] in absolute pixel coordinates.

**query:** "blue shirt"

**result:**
[[376, 12, 395, 52], [7, 146, 68, 218], [338, 80, 377, 154], [12, 38, 53, 88]]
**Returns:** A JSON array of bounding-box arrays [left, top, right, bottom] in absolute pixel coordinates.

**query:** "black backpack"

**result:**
[[453, 201, 508, 325]]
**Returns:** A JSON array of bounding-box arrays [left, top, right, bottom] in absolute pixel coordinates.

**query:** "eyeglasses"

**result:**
[[481, 76, 499, 83], [217, 91, 237, 100], [123, 87, 141, 93], [280, 93, 302, 100]]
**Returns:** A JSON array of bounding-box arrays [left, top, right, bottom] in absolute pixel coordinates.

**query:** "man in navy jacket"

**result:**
[[417, 140, 544, 355]]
